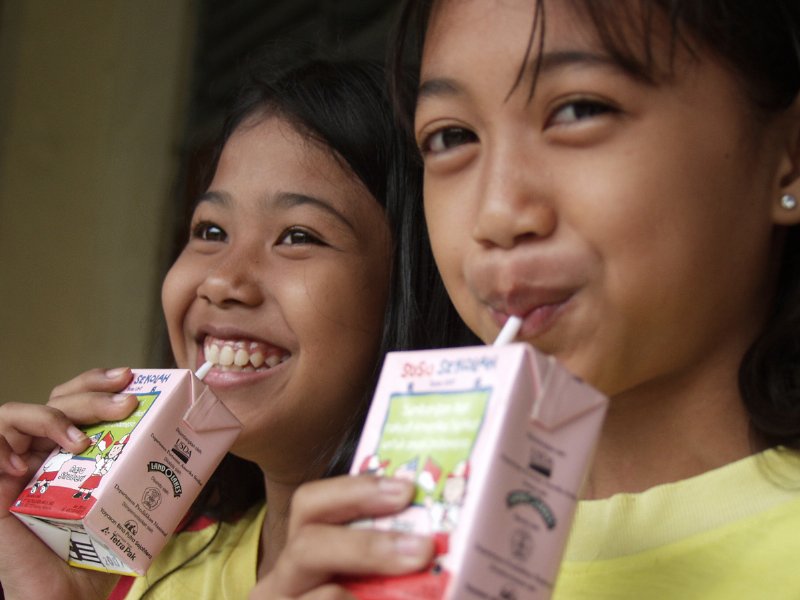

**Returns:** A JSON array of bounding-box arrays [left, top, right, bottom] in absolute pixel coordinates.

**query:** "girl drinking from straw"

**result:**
[[255, 2, 800, 598]]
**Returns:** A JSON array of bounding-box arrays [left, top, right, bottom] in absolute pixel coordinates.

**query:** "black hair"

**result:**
[[391, 0, 800, 448]]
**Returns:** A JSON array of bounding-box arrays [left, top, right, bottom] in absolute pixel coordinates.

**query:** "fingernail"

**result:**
[[378, 477, 413, 499], [394, 534, 429, 557], [111, 393, 133, 403], [9, 453, 27, 472], [105, 367, 129, 378], [67, 426, 87, 443]]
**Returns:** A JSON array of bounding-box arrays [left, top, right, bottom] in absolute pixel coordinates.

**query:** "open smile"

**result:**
[[203, 335, 290, 372]]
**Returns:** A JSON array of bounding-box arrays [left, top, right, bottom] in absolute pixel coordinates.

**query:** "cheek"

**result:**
[[425, 189, 465, 283], [345, 235, 393, 333], [161, 259, 195, 361], [287, 264, 389, 426], [347, 260, 391, 335], [293, 257, 390, 346], [425, 189, 486, 333]]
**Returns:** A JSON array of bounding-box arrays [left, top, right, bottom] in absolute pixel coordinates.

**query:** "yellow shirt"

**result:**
[[554, 448, 800, 599], [121, 503, 266, 600]]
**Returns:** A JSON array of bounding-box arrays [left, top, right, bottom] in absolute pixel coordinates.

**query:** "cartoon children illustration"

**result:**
[[29, 448, 72, 495], [417, 457, 442, 501], [440, 461, 469, 533], [415, 456, 445, 533], [73, 433, 128, 501], [29, 431, 106, 495], [358, 454, 390, 476], [392, 456, 420, 482]]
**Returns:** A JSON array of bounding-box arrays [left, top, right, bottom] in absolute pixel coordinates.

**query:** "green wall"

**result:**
[[0, 1, 195, 405]]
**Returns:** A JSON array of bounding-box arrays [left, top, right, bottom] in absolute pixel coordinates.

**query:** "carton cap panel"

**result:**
[[526, 346, 607, 430], [183, 384, 243, 433]]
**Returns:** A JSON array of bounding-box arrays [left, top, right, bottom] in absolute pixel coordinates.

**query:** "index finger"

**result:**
[[269, 524, 433, 597], [49, 367, 133, 401], [0, 403, 91, 455], [288, 475, 415, 535]]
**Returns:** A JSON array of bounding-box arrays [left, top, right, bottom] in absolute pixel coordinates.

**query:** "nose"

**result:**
[[471, 144, 556, 249], [196, 243, 264, 308]]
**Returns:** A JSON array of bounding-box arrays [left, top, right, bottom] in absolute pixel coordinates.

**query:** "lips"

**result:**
[[488, 289, 574, 339], [515, 298, 573, 339], [490, 286, 574, 318], [465, 247, 581, 340]]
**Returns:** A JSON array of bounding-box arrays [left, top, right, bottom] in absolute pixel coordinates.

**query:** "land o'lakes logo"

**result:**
[[506, 490, 556, 530], [146, 461, 183, 497]]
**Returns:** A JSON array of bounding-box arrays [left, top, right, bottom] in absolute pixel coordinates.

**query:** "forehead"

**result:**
[[422, 0, 676, 86], [223, 115, 332, 170], [215, 116, 363, 194], [210, 115, 384, 230], [423, 0, 538, 65]]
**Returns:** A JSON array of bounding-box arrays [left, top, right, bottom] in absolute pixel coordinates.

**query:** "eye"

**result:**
[[278, 227, 323, 246], [420, 126, 478, 155], [548, 99, 617, 127], [191, 221, 227, 242]]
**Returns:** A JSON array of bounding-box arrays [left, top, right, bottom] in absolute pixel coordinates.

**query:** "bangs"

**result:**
[[512, 0, 686, 101], [561, 0, 799, 111]]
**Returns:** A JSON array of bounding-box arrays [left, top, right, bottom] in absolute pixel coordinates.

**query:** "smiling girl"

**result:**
[[253, 1, 800, 598], [0, 57, 475, 599]]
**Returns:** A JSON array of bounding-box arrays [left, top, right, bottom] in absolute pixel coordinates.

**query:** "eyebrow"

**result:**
[[537, 50, 623, 73], [195, 190, 356, 233], [273, 191, 356, 233], [417, 76, 462, 102], [418, 50, 626, 103], [195, 190, 229, 208]]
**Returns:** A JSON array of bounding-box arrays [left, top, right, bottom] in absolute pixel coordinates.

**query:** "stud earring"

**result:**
[[781, 194, 798, 210]]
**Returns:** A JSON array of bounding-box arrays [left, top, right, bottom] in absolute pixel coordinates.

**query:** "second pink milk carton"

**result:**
[[344, 343, 607, 599], [9, 368, 241, 576]]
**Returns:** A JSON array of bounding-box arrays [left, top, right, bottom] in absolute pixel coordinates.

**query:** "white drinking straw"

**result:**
[[492, 316, 522, 346], [194, 360, 214, 381]]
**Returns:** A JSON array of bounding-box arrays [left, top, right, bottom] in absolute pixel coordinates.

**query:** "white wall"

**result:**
[[0, 1, 195, 405]]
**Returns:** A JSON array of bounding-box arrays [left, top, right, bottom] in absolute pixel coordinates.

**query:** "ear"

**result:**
[[773, 92, 800, 226]]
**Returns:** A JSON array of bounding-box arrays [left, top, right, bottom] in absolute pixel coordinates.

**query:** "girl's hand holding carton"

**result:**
[[256, 320, 608, 600], [0, 368, 139, 600], [257, 475, 432, 598], [8, 364, 241, 577], [342, 339, 607, 598]]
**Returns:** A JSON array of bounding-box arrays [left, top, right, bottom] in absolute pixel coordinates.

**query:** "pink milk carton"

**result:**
[[9, 368, 242, 575], [344, 343, 607, 599]]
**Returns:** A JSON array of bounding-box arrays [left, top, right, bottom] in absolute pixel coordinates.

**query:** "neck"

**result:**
[[583, 357, 763, 500], [255, 460, 331, 579], [238, 437, 340, 578], [254, 476, 301, 579]]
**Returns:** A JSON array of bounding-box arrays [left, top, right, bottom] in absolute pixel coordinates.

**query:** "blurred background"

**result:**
[[0, 0, 403, 406]]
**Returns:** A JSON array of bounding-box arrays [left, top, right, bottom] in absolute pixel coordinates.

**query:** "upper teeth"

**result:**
[[204, 338, 288, 370]]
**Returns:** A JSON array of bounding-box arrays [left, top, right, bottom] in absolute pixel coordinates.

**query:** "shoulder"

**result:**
[[556, 450, 800, 599]]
